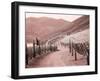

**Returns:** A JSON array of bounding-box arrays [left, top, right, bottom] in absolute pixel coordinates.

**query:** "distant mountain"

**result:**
[[26, 17, 71, 43], [65, 15, 89, 35], [26, 15, 89, 43]]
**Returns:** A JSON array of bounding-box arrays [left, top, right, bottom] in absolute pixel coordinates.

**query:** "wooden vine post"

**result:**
[[87, 48, 89, 65], [71, 42, 74, 56], [38, 40, 41, 55], [69, 39, 71, 53], [33, 40, 36, 58], [75, 48, 77, 61], [25, 44, 28, 65]]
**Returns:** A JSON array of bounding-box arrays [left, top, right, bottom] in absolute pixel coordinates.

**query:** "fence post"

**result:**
[[50, 44, 51, 52], [38, 40, 41, 55], [41, 44, 43, 54], [75, 49, 77, 61], [36, 37, 40, 45], [71, 42, 74, 56], [33, 40, 36, 58], [25, 44, 28, 65], [87, 48, 89, 65], [69, 39, 71, 53], [43, 44, 47, 53]]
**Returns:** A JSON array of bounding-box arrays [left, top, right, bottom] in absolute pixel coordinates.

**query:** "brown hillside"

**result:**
[[25, 17, 71, 43]]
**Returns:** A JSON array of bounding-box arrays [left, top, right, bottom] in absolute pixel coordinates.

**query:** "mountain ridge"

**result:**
[[26, 15, 89, 43]]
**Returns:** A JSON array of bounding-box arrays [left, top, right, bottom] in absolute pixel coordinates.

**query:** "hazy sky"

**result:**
[[26, 12, 83, 22]]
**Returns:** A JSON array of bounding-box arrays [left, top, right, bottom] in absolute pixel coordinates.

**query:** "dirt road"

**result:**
[[27, 44, 87, 68]]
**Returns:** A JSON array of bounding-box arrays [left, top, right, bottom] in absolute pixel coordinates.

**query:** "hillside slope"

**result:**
[[66, 15, 89, 35], [26, 17, 71, 43], [26, 15, 89, 43]]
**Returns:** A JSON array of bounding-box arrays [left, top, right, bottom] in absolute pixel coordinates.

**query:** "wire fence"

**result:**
[[25, 38, 58, 65], [69, 38, 89, 65]]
